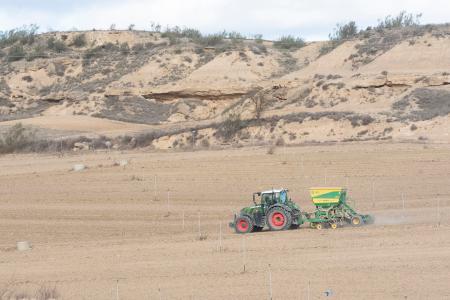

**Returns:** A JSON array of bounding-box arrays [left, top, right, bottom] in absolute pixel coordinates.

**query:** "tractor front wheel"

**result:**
[[235, 216, 254, 234], [267, 207, 292, 231]]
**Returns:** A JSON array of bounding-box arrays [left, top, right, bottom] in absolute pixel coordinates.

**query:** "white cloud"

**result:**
[[1, 0, 449, 40]]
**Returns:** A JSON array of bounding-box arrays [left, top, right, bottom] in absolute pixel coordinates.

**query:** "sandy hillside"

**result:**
[[0, 25, 449, 152], [0, 143, 449, 299]]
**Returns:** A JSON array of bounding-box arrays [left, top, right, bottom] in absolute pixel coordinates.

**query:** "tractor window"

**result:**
[[261, 194, 272, 205], [262, 192, 280, 205], [261, 194, 275, 205], [273, 192, 280, 202], [280, 190, 287, 203]]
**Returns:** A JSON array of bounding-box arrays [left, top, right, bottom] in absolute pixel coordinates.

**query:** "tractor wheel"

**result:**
[[315, 223, 323, 230], [235, 216, 254, 234], [267, 207, 292, 231], [330, 223, 338, 230], [351, 215, 363, 227]]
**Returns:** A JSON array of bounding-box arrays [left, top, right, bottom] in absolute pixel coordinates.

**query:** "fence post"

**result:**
[[154, 175, 157, 201], [268, 264, 273, 300]]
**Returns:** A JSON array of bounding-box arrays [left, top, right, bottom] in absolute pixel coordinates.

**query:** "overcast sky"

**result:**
[[1, 0, 449, 41]]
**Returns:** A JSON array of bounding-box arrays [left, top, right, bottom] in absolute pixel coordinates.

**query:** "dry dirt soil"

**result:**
[[0, 143, 449, 299]]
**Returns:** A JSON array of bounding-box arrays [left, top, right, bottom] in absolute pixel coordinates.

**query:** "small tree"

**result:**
[[329, 21, 358, 42], [251, 93, 265, 119], [128, 24, 135, 31], [377, 11, 422, 29], [320, 21, 358, 56], [253, 34, 263, 44], [150, 21, 162, 33]]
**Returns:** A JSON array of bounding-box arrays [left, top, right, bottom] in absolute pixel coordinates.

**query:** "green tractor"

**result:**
[[229, 189, 303, 234], [230, 187, 372, 233]]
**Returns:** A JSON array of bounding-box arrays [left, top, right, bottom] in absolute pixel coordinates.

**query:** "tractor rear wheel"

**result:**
[[235, 216, 254, 234], [351, 215, 363, 227], [267, 207, 292, 231]]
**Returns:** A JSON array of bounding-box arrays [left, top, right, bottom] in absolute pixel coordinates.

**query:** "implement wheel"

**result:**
[[315, 223, 323, 230], [351, 215, 363, 227], [330, 223, 338, 230], [267, 207, 292, 231], [235, 216, 254, 234]]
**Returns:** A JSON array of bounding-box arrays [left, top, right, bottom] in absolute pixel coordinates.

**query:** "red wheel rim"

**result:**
[[237, 220, 249, 231], [271, 212, 285, 227]]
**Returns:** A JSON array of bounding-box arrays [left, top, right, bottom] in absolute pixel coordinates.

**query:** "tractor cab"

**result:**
[[254, 189, 289, 207]]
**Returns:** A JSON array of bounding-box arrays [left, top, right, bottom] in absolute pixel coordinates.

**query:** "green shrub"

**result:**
[[72, 33, 87, 47], [26, 45, 48, 61], [0, 24, 39, 48], [319, 42, 336, 56], [216, 114, 246, 141], [330, 21, 358, 41], [7, 44, 26, 61], [120, 42, 130, 55], [227, 31, 245, 45], [53, 62, 66, 76], [253, 34, 263, 44], [161, 26, 183, 44], [47, 37, 67, 52], [181, 28, 202, 40], [320, 21, 358, 56], [200, 139, 210, 148], [0, 123, 35, 153], [377, 11, 422, 29], [198, 32, 226, 46], [83, 47, 99, 60], [251, 43, 267, 54], [131, 43, 144, 52], [274, 35, 305, 50]]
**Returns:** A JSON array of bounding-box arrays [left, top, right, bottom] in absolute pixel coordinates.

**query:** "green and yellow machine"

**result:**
[[230, 187, 372, 233], [306, 187, 372, 230]]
